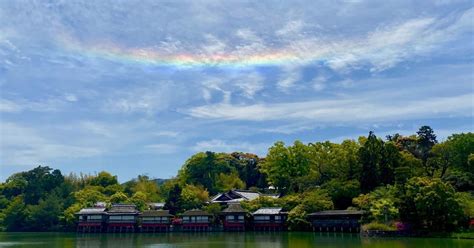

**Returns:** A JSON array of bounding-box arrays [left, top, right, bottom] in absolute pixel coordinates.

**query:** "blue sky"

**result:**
[[0, 0, 473, 182]]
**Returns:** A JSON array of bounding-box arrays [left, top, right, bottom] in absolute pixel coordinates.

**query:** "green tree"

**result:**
[[2, 196, 28, 231], [215, 171, 246, 192], [73, 186, 107, 207], [164, 184, 183, 215], [89, 171, 118, 188], [323, 179, 360, 209], [109, 192, 128, 203], [261, 141, 310, 194], [400, 177, 464, 231], [359, 131, 383, 192], [178, 152, 232, 194], [180, 184, 209, 210], [27, 193, 63, 231], [130, 191, 148, 211]]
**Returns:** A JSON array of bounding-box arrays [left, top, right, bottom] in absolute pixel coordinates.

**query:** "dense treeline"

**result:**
[[0, 126, 473, 232]]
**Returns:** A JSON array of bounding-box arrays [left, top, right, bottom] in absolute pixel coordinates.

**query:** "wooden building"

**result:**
[[106, 204, 140, 233], [252, 207, 287, 231], [221, 203, 247, 231], [307, 210, 365, 232], [181, 209, 212, 232], [140, 210, 173, 232], [76, 207, 107, 233]]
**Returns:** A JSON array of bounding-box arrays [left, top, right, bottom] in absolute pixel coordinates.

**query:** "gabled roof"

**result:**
[[140, 210, 173, 217], [211, 190, 279, 203], [148, 202, 165, 209], [181, 209, 212, 216], [75, 208, 106, 215], [108, 204, 139, 215], [222, 203, 247, 214], [252, 207, 284, 215], [307, 210, 365, 216]]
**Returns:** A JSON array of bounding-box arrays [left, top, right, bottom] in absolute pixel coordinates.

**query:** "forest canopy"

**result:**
[[1, 126, 473, 232]]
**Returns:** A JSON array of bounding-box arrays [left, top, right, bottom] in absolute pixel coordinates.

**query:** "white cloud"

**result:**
[[193, 139, 269, 156], [276, 20, 305, 37], [0, 122, 102, 166], [144, 143, 179, 154], [153, 131, 180, 137], [0, 99, 22, 112], [64, 93, 78, 102], [79, 121, 114, 138], [233, 72, 264, 98], [188, 93, 473, 122], [277, 66, 302, 91], [312, 76, 326, 91]]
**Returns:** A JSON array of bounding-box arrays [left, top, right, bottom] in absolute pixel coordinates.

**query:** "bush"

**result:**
[[362, 222, 397, 231]]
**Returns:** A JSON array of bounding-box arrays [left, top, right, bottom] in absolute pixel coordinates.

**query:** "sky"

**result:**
[[0, 0, 473, 182]]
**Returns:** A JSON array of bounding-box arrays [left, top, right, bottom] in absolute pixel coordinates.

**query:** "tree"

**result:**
[[261, 141, 310, 194], [370, 198, 399, 224], [164, 184, 183, 215], [229, 152, 267, 189], [417, 126, 437, 174], [130, 191, 148, 211], [323, 179, 360, 209], [178, 152, 232, 194], [380, 142, 401, 185], [131, 175, 161, 202], [27, 193, 63, 231], [359, 131, 384, 192], [180, 184, 209, 210], [400, 177, 464, 231], [73, 186, 107, 207], [89, 171, 118, 188], [2, 196, 28, 231], [215, 171, 246, 192], [109, 192, 128, 203]]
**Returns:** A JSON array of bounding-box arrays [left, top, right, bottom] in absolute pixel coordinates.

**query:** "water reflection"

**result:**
[[0, 232, 471, 248]]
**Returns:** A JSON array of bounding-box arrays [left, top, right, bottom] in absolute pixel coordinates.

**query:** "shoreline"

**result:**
[[1, 230, 473, 240]]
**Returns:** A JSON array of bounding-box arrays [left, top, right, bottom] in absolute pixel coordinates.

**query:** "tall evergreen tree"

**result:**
[[359, 131, 383, 192]]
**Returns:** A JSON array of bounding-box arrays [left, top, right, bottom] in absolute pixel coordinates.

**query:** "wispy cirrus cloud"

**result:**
[[188, 93, 473, 122]]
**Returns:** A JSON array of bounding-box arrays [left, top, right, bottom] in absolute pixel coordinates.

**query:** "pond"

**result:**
[[0, 232, 472, 248]]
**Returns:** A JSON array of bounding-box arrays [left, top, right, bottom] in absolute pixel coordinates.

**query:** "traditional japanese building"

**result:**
[[76, 207, 107, 233], [139, 210, 173, 232], [106, 204, 140, 232], [181, 209, 212, 232], [252, 207, 287, 231], [221, 203, 247, 231], [307, 210, 365, 232], [211, 189, 279, 204]]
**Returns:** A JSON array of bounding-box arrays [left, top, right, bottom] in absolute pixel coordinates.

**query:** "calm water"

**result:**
[[0, 232, 472, 248]]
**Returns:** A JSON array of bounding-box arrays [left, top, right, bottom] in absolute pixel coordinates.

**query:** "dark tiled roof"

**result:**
[[75, 208, 106, 215], [307, 210, 365, 216], [181, 209, 212, 216], [253, 207, 284, 215], [108, 204, 139, 215], [140, 210, 173, 217], [222, 203, 247, 214]]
